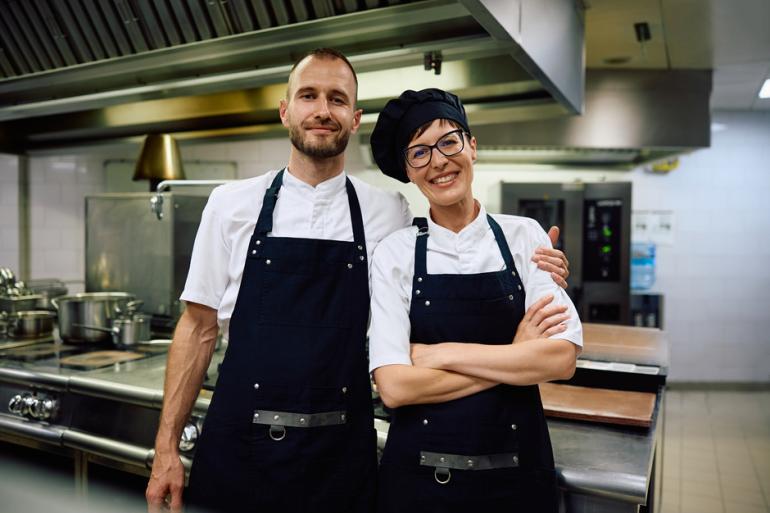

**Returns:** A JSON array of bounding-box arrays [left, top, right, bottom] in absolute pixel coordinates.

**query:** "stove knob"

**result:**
[[8, 394, 24, 414], [179, 422, 199, 453], [31, 397, 57, 421], [21, 395, 36, 417]]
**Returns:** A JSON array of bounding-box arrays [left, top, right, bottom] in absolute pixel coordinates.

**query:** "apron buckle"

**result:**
[[269, 425, 287, 441], [433, 467, 451, 485]]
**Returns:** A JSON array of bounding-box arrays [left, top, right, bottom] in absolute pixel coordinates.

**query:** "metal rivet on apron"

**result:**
[[513, 455, 519, 464], [300, 417, 306, 424], [253, 383, 260, 390], [512, 271, 516, 277], [425, 300, 430, 306], [511, 424, 517, 430], [359, 255, 365, 261], [251, 250, 257, 255], [266, 259, 272, 265], [508, 294, 514, 300], [439, 457, 445, 463], [416, 290, 421, 295], [420, 455, 426, 462], [341, 413, 346, 421], [417, 277, 423, 282], [422, 419, 428, 425], [342, 387, 347, 393], [357, 245, 363, 251], [467, 459, 474, 468], [253, 413, 259, 419], [273, 414, 280, 420], [255, 240, 261, 246], [347, 263, 353, 269], [517, 284, 522, 290]]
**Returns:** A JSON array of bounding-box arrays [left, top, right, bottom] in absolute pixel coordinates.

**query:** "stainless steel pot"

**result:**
[[53, 292, 138, 343], [76, 314, 151, 347], [5, 310, 56, 339]]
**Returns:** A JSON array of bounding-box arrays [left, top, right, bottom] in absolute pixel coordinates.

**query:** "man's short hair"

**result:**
[[286, 48, 359, 102]]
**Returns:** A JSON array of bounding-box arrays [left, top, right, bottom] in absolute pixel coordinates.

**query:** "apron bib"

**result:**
[[188, 170, 377, 513], [377, 216, 558, 513]]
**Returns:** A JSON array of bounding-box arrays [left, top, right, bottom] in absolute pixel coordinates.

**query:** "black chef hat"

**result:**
[[370, 88, 470, 183]]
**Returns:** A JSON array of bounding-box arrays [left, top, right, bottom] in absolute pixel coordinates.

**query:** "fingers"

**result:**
[[543, 322, 569, 337], [530, 304, 568, 328], [169, 486, 184, 513], [533, 253, 568, 273], [538, 311, 570, 332], [547, 226, 560, 247], [551, 272, 568, 289], [534, 247, 569, 269], [523, 294, 554, 322]]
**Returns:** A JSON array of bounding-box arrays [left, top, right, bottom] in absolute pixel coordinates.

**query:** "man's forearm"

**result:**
[[374, 364, 497, 409], [154, 308, 218, 454], [426, 339, 577, 386]]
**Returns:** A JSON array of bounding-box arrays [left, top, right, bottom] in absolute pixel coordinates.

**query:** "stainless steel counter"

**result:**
[[0, 347, 661, 511]]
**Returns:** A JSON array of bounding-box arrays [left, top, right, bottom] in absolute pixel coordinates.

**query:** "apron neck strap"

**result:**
[[253, 169, 366, 247], [412, 215, 515, 277]]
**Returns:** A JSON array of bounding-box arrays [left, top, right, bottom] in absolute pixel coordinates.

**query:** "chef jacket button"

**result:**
[[422, 419, 428, 425], [253, 383, 260, 390], [347, 263, 353, 269], [417, 277, 423, 282], [508, 294, 514, 300], [416, 289, 421, 295], [359, 255, 365, 261], [255, 240, 261, 246], [266, 259, 272, 265], [425, 300, 430, 306], [511, 424, 517, 430]]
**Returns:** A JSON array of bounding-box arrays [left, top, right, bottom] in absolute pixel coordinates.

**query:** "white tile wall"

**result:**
[[3, 110, 769, 382]]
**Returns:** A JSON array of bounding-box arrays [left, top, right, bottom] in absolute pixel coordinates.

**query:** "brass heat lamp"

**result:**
[[133, 134, 186, 191]]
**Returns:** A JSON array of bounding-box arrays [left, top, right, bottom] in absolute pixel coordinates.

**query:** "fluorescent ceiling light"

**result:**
[[760, 79, 770, 99]]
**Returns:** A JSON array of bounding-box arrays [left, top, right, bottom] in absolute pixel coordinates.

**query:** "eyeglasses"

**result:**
[[404, 129, 469, 168]]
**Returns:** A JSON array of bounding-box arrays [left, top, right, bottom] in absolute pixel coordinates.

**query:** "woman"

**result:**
[[368, 88, 583, 512]]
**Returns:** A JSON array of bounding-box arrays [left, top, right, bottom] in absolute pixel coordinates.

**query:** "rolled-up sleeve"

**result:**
[[367, 231, 414, 373]]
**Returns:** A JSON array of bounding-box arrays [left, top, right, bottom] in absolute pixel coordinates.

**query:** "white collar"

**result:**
[[426, 202, 490, 249], [283, 168, 347, 198]]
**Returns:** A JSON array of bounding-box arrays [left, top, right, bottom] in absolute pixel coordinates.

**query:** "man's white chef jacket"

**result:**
[[181, 169, 412, 338], [368, 204, 583, 373]]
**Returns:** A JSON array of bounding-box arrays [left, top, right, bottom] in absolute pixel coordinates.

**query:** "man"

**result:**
[[145, 49, 569, 513]]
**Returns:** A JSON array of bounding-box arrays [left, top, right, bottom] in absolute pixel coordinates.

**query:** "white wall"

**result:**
[[3, 110, 769, 382]]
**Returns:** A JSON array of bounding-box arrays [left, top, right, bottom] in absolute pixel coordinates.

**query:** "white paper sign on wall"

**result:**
[[632, 210, 675, 245]]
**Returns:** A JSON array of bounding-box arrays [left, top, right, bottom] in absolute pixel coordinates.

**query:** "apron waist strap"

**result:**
[[253, 409, 347, 428], [419, 450, 519, 471]]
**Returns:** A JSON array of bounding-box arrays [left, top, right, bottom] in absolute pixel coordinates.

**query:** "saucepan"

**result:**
[[52, 292, 139, 343], [75, 314, 152, 348], [2, 310, 56, 339]]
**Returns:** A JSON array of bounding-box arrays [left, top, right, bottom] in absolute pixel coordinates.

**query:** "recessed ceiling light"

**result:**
[[759, 79, 770, 99]]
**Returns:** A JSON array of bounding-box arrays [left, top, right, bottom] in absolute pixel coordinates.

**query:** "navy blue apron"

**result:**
[[377, 215, 558, 513], [188, 169, 377, 513]]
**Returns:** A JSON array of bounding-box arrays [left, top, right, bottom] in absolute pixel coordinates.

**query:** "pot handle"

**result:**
[[73, 323, 115, 334], [50, 297, 59, 310], [115, 300, 144, 317]]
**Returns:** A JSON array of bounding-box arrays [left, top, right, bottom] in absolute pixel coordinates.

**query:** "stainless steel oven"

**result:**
[[501, 182, 632, 324]]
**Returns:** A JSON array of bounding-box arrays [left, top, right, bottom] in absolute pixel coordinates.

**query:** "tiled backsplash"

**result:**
[[1, 111, 769, 382]]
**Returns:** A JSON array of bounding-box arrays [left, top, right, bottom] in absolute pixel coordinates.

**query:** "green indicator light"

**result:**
[[602, 227, 612, 237], [601, 245, 612, 254]]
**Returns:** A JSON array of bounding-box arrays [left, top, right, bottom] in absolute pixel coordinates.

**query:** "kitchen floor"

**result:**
[[661, 389, 770, 513]]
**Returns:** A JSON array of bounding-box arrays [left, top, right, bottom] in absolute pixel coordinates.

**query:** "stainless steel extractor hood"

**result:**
[[0, 0, 585, 154]]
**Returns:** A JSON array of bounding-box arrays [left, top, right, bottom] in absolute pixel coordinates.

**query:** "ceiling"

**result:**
[[585, 0, 770, 111]]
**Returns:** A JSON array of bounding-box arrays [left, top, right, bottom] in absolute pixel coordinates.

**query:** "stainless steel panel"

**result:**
[[152, 0, 183, 46], [0, 49, 15, 77], [17, 0, 62, 68], [80, 0, 120, 58], [135, 0, 169, 49], [65, 0, 107, 60], [51, 1, 94, 61], [249, 0, 274, 28], [228, 0, 255, 32], [169, 0, 200, 42], [290, 0, 309, 22], [0, 15, 31, 74], [34, 0, 78, 65], [0, 8, 42, 72], [8, 1, 52, 69], [270, 0, 291, 25], [114, 0, 149, 52], [187, 0, 214, 40], [310, 0, 334, 18], [85, 193, 206, 319], [205, 0, 232, 37], [99, 0, 136, 55]]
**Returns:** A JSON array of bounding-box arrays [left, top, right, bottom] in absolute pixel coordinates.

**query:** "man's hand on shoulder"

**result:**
[[146, 449, 185, 512], [532, 226, 570, 289]]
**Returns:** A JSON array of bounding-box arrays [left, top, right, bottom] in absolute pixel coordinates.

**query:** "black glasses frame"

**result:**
[[404, 129, 470, 169]]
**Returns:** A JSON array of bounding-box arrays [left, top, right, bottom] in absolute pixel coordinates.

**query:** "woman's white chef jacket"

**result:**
[[181, 169, 412, 339], [368, 204, 583, 373]]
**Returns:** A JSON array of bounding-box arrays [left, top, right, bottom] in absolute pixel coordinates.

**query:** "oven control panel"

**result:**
[[8, 392, 59, 421]]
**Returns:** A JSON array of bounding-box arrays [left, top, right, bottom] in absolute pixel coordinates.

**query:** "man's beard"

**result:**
[[289, 123, 350, 159]]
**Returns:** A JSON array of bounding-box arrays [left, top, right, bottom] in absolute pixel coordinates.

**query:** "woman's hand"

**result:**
[[513, 294, 570, 343], [532, 226, 570, 288]]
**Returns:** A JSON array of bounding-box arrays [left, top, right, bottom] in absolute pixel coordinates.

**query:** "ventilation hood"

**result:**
[[0, 0, 584, 154]]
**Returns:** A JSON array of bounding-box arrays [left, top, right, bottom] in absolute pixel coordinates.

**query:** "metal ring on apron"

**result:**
[[269, 425, 287, 441], [434, 467, 451, 485]]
